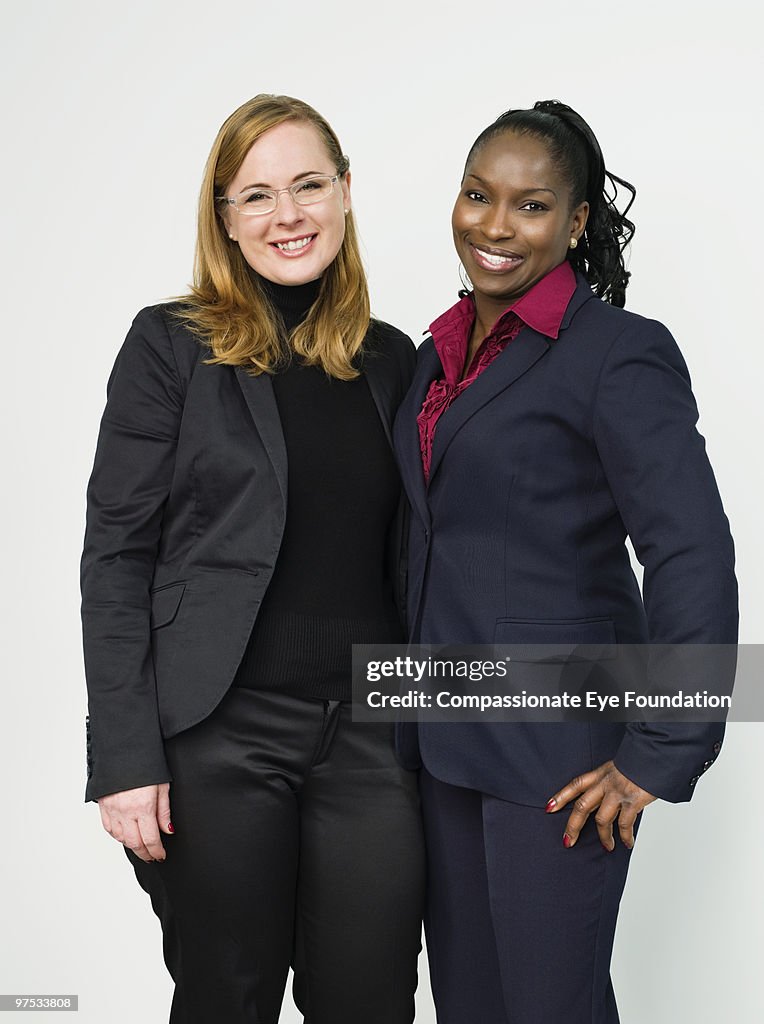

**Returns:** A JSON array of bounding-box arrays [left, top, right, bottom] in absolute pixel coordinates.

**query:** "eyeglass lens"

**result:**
[[236, 176, 336, 215]]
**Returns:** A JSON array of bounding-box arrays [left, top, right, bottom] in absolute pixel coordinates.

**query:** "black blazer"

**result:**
[[394, 276, 738, 805], [81, 304, 416, 801]]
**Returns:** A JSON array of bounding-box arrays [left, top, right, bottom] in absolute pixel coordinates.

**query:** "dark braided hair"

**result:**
[[465, 100, 635, 307]]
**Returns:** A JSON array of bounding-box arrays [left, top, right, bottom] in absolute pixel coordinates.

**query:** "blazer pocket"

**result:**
[[493, 616, 617, 662], [150, 582, 186, 630]]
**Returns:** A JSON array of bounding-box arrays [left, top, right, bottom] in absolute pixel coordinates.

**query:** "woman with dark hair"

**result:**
[[394, 101, 737, 1023], [81, 94, 424, 1024]]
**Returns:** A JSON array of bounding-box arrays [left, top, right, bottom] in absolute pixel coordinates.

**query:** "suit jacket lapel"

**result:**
[[364, 349, 396, 447], [234, 335, 407, 509], [235, 367, 288, 506], [428, 327, 550, 485], [394, 341, 441, 528], [403, 276, 596, 498]]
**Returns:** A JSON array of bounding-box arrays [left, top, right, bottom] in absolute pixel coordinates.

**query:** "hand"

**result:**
[[97, 783, 173, 863], [545, 761, 656, 851]]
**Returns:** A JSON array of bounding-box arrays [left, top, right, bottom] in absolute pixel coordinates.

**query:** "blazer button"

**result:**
[[713, 741, 722, 755], [689, 775, 700, 787]]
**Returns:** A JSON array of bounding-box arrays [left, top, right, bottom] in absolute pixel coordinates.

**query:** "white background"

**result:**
[[1, 1, 761, 1021]]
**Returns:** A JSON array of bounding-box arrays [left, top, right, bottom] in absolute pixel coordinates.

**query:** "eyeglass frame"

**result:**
[[217, 174, 342, 217]]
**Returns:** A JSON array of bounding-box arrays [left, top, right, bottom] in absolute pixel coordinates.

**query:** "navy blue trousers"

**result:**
[[420, 768, 635, 1024]]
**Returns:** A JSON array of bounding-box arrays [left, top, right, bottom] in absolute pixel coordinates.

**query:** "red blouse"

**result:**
[[417, 261, 577, 483]]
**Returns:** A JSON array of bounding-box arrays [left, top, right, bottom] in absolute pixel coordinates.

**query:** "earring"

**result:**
[[458, 262, 472, 293], [229, 234, 236, 240], [344, 209, 349, 215], [569, 237, 578, 249]]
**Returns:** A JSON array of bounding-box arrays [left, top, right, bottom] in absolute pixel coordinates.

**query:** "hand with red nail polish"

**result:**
[[545, 760, 656, 850], [97, 782, 173, 863]]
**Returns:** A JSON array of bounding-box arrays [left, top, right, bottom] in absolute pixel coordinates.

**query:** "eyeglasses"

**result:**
[[219, 175, 340, 217]]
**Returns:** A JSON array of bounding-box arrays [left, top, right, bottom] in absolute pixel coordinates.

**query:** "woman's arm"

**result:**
[[549, 315, 737, 844], [81, 307, 188, 804]]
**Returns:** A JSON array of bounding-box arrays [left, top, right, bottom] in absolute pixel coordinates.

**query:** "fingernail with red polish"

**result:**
[[545, 799, 556, 813], [167, 822, 175, 834], [563, 834, 572, 848], [601, 842, 613, 853]]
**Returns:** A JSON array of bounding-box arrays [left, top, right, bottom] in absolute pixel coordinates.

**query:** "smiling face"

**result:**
[[452, 129, 588, 326], [223, 120, 351, 286]]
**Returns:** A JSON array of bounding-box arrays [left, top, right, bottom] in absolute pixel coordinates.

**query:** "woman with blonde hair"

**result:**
[[81, 94, 424, 1024]]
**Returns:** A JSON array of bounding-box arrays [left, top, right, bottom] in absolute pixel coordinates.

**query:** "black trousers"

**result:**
[[420, 768, 636, 1024], [129, 688, 425, 1024]]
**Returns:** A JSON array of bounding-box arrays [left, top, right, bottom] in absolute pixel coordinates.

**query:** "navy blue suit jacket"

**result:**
[[393, 275, 737, 806]]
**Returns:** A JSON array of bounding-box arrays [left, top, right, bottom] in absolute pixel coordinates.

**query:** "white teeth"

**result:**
[[478, 249, 513, 265], [276, 236, 312, 251]]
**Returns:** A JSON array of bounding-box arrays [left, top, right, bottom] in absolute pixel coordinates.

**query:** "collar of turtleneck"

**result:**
[[258, 275, 323, 333]]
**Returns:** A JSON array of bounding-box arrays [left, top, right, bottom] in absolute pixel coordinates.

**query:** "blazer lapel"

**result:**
[[235, 367, 288, 506], [410, 275, 595, 493], [428, 327, 550, 485], [394, 341, 442, 528], [364, 349, 396, 447]]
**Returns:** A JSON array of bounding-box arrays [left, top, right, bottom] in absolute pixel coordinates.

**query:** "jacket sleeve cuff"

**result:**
[[84, 714, 171, 802], [614, 722, 724, 804]]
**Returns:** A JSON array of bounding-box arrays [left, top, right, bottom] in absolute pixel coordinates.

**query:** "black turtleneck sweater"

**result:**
[[232, 277, 404, 700]]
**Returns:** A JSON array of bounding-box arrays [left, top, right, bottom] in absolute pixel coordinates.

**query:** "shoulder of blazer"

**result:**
[[564, 280, 674, 341], [124, 302, 209, 391], [415, 334, 435, 361], [561, 286, 688, 374], [560, 274, 657, 342], [362, 318, 417, 385]]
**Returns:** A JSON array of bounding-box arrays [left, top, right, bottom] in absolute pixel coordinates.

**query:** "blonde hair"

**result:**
[[174, 95, 370, 379]]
